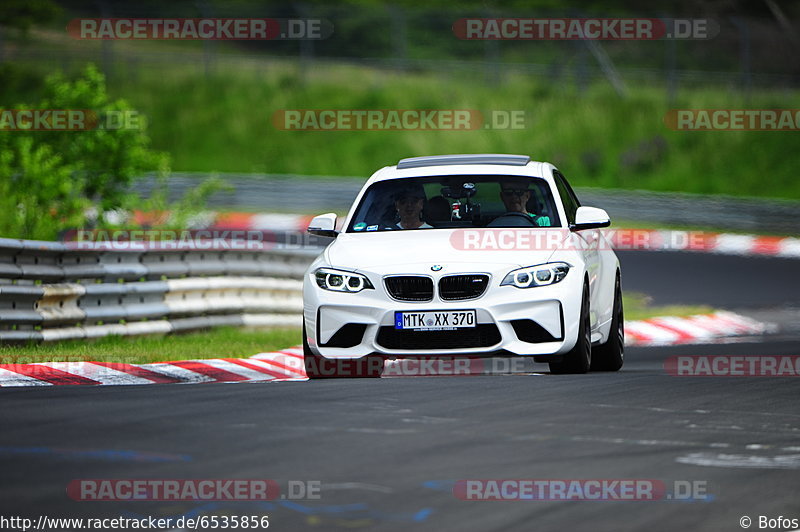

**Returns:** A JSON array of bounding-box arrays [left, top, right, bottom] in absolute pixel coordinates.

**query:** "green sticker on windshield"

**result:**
[[353, 222, 366, 231]]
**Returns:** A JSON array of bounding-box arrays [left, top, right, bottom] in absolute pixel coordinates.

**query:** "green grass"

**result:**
[[0, 327, 301, 365], [611, 219, 796, 237], [108, 60, 800, 199], [4, 45, 800, 200], [0, 294, 712, 364], [623, 292, 712, 321]]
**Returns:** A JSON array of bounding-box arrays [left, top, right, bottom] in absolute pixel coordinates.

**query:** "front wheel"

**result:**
[[549, 284, 591, 374], [591, 273, 624, 372]]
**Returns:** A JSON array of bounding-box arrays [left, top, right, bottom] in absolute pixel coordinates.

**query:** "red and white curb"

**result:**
[[605, 230, 800, 259], [210, 212, 318, 233], [101, 211, 800, 259], [0, 349, 307, 387], [200, 212, 800, 259], [624, 311, 772, 347], [0, 312, 771, 386]]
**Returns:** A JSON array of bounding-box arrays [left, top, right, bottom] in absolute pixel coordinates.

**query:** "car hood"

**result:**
[[325, 229, 568, 273]]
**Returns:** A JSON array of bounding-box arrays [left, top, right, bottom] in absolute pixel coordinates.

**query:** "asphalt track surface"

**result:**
[[0, 251, 798, 532], [617, 250, 800, 308]]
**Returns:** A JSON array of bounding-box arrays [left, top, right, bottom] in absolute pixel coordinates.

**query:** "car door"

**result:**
[[554, 171, 602, 329]]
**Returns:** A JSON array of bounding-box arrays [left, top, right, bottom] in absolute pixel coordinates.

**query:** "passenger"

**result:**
[[394, 184, 433, 229]]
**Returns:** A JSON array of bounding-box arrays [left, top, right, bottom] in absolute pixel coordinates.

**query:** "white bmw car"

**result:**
[[302, 154, 623, 377]]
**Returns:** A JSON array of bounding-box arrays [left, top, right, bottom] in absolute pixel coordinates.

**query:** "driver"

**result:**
[[394, 184, 432, 230], [499, 178, 552, 227]]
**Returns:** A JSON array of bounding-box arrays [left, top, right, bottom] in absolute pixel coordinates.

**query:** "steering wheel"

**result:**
[[487, 212, 538, 227]]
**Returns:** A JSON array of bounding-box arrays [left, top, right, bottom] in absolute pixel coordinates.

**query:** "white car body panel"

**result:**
[[302, 157, 619, 360]]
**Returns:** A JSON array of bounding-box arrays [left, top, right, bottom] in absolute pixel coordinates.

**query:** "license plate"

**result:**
[[394, 310, 476, 331]]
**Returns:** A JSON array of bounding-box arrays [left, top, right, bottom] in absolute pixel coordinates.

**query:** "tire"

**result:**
[[591, 273, 624, 372], [303, 323, 383, 379], [549, 283, 591, 374]]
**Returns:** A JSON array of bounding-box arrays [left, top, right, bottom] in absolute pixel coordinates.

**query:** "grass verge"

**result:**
[[0, 327, 301, 365], [611, 219, 797, 238], [623, 292, 712, 321], [3, 46, 800, 199]]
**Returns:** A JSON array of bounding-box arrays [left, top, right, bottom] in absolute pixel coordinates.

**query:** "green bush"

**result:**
[[0, 136, 86, 239], [0, 65, 167, 240]]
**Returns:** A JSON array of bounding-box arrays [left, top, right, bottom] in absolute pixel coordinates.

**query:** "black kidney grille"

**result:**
[[384, 276, 434, 301], [439, 275, 489, 300]]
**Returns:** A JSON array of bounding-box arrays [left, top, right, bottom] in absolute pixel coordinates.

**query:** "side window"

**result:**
[[553, 171, 579, 224], [559, 172, 582, 208]]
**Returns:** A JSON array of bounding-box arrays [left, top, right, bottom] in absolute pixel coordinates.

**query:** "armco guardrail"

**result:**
[[0, 238, 321, 343], [138, 173, 800, 235]]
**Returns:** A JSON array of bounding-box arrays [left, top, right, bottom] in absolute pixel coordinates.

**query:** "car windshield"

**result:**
[[346, 175, 562, 232]]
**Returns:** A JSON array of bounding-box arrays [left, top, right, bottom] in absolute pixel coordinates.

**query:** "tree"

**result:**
[[0, 64, 168, 240]]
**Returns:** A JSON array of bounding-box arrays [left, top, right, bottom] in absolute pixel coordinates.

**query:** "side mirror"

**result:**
[[307, 213, 339, 238], [571, 206, 611, 231]]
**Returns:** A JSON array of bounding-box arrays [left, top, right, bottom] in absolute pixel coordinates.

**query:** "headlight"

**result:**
[[314, 268, 374, 293], [500, 262, 570, 288]]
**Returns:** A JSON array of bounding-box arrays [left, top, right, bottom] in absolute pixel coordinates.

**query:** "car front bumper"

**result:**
[[303, 267, 585, 360]]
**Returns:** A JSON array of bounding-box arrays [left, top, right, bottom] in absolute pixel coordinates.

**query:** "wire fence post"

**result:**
[[296, 2, 314, 85], [95, 0, 114, 81], [731, 16, 752, 101], [666, 36, 678, 105], [196, 0, 216, 79], [389, 5, 408, 72]]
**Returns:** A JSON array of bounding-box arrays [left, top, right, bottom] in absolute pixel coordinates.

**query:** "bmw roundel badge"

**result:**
[[431, 265, 443, 271]]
